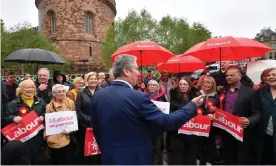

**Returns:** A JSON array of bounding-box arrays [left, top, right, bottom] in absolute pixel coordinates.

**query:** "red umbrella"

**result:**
[[181, 36, 271, 62], [156, 55, 206, 73], [110, 41, 174, 66]]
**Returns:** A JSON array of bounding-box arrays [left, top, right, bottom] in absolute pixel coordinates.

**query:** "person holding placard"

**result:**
[[44, 84, 76, 165], [218, 65, 260, 165], [196, 76, 222, 165], [147, 79, 167, 164], [167, 77, 199, 165], [2, 79, 46, 164], [75, 72, 101, 165]]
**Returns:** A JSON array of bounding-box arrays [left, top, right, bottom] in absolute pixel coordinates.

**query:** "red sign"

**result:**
[[212, 109, 244, 142], [1, 111, 44, 142], [84, 128, 101, 156], [178, 115, 212, 137]]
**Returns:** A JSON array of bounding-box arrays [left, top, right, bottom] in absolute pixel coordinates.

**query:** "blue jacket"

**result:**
[[90, 81, 197, 165]]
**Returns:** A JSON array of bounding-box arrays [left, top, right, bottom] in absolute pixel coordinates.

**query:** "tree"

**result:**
[[1, 20, 68, 74], [101, 9, 158, 67], [101, 9, 212, 67], [155, 16, 193, 55]]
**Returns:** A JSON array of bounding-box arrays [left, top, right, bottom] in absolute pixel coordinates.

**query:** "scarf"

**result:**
[[71, 89, 78, 100], [21, 95, 34, 108]]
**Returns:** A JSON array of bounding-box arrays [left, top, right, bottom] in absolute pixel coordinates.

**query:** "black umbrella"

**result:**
[[4, 48, 66, 64]]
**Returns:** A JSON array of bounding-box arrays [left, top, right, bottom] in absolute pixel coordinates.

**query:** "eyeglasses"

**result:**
[[55, 90, 66, 94], [148, 84, 158, 86]]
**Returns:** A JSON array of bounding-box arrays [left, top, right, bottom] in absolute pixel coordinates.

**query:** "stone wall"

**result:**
[[35, 0, 116, 72]]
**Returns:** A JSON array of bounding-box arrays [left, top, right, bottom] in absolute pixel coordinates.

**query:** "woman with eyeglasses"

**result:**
[[167, 77, 198, 165], [147, 79, 167, 164], [44, 84, 76, 165], [75, 72, 101, 165]]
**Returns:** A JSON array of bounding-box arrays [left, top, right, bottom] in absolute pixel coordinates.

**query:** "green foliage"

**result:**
[[1, 20, 68, 74], [101, 9, 212, 67]]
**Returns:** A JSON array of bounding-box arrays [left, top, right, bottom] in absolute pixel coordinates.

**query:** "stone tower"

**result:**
[[35, 0, 116, 72]]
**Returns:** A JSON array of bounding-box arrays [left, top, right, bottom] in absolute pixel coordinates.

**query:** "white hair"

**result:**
[[52, 84, 70, 94]]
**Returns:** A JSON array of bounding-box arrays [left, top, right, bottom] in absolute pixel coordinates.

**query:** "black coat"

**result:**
[[35, 79, 53, 104], [169, 87, 197, 112], [250, 86, 276, 164], [2, 97, 46, 159], [4, 81, 17, 102], [75, 87, 99, 129], [219, 84, 260, 128]]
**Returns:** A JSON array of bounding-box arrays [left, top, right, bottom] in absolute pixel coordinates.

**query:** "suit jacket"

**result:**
[[90, 81, 197, 165]]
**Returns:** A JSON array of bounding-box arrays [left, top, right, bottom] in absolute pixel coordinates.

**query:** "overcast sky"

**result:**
[[1, 0, 275, 38]]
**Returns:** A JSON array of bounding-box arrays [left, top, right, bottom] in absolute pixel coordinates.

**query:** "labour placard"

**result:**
[[212, 109, 244, 142], [152, 101, 170, 114], [1, 111, 44, 142], [45, 111, 78, 136], [178, 115, 212, 137], [84, 128, 101, 156]]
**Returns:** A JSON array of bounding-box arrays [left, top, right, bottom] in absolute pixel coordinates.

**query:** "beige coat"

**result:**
[[44, 98, 75, 149]]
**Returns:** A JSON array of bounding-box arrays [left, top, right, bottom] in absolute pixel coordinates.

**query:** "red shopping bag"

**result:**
[[84, 128, 101, 156]]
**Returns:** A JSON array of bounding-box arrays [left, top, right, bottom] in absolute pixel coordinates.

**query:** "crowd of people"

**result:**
[[1, 54, 276, 165]]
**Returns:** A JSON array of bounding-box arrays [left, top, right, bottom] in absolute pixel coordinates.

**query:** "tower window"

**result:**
[[89, 46, 92, 56], [48, 10, 56, 34], [85, 12, 93, 33]]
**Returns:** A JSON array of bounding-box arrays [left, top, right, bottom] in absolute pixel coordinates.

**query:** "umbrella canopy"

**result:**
[[156, 55, 206, 73], [181, 36, 271, 62], [246, 60, 276, 84], [4, 48, 66, 64], [110, 41, 174, 66]]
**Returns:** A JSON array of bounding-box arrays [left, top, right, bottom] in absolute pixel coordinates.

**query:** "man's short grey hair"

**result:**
[[38, 68, 50, 75], [113, 54, 137, 78]]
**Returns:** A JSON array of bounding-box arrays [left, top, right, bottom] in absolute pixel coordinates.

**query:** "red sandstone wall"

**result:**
[[36, 0, 116, 72]]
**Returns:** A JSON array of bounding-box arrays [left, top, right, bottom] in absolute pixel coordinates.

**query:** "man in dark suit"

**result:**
[[219, 66, 260, 165], [90, 54, 203, 165]]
